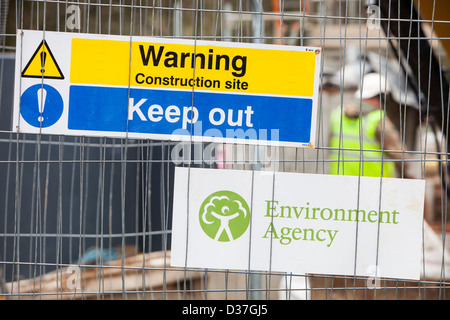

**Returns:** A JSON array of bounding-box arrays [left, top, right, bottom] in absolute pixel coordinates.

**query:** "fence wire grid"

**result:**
[[1, 0, 450, 300]]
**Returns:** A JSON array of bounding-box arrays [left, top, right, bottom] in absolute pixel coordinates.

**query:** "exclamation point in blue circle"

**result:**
[[20, 84, 64, 128]]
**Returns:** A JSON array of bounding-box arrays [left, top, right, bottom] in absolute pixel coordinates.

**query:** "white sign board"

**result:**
[[14, 30, 321, 147], [171, 167, 425, 280]]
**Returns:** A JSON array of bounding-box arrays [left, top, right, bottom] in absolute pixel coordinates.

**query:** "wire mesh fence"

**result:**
[[0, 0, 450, 301]]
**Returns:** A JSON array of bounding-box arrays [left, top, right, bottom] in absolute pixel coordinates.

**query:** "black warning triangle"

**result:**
[[21, 40, 65, 80]]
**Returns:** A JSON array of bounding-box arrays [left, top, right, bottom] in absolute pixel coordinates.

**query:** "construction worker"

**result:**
[[328, 72, 405, 178]]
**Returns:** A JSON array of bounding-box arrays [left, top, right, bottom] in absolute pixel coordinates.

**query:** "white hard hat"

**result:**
[[354, 72, 390, 99]]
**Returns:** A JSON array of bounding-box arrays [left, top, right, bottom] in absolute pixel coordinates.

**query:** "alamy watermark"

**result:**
[[367, 5, 380, 30], [66, 265, 81, 290], [169, 121, 281, 172], [66, 5, 81, 30], [366, 265, 383, 289]]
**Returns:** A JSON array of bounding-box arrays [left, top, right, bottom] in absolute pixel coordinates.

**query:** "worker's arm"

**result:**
[[376, 118, 410, 178]]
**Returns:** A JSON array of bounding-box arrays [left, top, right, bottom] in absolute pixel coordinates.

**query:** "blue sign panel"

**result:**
[[68, 85, 313, 145]]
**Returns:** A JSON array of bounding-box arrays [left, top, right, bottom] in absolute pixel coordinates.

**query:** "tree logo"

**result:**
[[199, 190, 251, 242]]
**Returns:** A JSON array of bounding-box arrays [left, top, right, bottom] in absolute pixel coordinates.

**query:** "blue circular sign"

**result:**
[[20, 84, 64, 128]]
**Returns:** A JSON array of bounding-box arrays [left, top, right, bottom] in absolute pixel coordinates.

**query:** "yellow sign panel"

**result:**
[[70, 38, 317, 97], [21, 40, 64, 79]]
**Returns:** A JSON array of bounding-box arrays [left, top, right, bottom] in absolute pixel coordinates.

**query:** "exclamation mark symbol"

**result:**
[[40, 49, 47, 75], [37, 88, 47, 122]]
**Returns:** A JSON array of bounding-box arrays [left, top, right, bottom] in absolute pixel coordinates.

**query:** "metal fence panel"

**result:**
[[1, 0, 450, 300]]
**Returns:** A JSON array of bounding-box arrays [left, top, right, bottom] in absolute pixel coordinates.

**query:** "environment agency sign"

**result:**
[[171, 167, 426, 280]]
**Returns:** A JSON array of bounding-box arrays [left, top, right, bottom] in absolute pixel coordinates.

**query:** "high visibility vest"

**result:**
[[328, 107, 396, 178]]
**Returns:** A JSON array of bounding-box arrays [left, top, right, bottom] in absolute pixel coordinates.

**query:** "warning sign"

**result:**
[[21, 40, 64, 79], [14, 30, 322, 147]]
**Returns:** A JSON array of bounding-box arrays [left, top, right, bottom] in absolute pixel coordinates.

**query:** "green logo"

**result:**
[[199, 190, 251, 242]]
